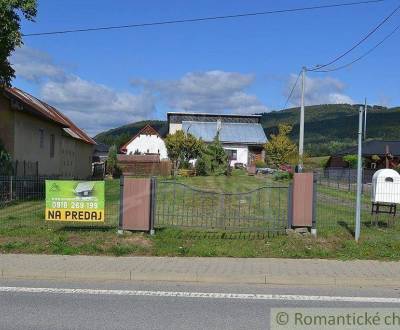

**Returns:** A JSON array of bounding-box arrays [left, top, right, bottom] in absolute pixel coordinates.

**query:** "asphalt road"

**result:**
[[1, 279, 400, 330]]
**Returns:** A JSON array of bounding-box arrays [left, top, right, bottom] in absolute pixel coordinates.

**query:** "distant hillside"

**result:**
[[94, 104, 400, 156], [94, 120, 168, 149]]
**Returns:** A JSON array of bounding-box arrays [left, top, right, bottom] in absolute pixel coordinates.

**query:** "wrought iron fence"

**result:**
[[155, 180, 288, 233], [0, 176, 120, 229]]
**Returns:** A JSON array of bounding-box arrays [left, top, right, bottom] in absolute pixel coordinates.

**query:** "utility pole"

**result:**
[[363, 98, 367, 140], [298, 66, 306, 172], [355, 106, 364, 242]]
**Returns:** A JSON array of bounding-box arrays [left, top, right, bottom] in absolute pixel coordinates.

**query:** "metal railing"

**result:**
[[155, 180, 288, 233]]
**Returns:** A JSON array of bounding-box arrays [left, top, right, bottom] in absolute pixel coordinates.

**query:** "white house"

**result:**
[[167, 112, 267, 166], [120, 124, 168, 159]]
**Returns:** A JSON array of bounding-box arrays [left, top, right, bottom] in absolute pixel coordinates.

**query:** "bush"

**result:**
[[195, 157, 208, 176], [0, 139, 12, 175], [106, 145, 121, 178], [273, 171, 292, 181], [343, 154, 358, 168], [196, 134, 228, 176], [255, 160, 266, 168]]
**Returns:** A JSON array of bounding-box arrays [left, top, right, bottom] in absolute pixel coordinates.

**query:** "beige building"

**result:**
[[0, 87, 96, 178]]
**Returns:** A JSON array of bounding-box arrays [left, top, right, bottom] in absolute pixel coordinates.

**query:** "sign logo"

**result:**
[[45, 180, 105, 222]]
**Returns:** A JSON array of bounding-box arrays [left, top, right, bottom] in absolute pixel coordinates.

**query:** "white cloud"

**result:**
[[11, 46, 156, 136], [286, 74, 354, 107], [133, 70, 268, 114], [41, 76, 156, 135], [11, 46, 66, 82], [11, 47, 269, 135]]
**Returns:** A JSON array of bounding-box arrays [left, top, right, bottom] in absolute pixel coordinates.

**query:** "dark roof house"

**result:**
[[327, 140, 400, 169]]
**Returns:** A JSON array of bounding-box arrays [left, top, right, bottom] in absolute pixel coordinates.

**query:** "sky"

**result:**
[[11, 0, 400, 136]]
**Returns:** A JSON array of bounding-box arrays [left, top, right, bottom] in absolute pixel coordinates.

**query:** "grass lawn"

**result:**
[[1, 171, 400, 259]]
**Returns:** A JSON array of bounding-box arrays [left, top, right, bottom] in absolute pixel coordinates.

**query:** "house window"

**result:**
[[39, 129, 44, 148], [225, 149, 237, 161], [50, 134, 55, 158]]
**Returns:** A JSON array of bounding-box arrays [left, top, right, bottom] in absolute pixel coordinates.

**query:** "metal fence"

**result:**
[[315, 167, 375, 189], [0, 161, 39, 176], [314, 170, 398, 232], [155, 180, 288, 233], [0, 176, 120, 229]]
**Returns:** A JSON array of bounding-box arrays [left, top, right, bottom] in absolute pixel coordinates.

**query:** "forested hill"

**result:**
[[94, 120, 168, 148], [94, 104, 400, 156]]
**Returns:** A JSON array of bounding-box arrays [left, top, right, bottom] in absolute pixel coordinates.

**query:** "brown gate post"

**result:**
[[290, 172, 315, 232], [119, 176, 153, 232]]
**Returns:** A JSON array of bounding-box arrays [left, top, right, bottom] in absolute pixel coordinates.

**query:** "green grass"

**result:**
[[156, 170, 288, 231], [1, 174, 400, 259]]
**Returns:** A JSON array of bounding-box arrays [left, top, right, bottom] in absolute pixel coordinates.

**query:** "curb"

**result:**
[[3, 269, 400, 288]]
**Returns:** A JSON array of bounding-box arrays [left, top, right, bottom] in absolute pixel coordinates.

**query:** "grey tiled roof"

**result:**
[[182, 121, 267, 144]]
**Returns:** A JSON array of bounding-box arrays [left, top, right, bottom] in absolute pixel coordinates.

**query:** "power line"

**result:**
[[283, 70, 302, 110], [22, 0, 385, 37], [307, 2, 400, 71], [312, 22, 400, 72]]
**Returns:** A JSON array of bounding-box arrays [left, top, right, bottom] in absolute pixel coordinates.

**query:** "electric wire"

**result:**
[[22, 0, 385, 37]]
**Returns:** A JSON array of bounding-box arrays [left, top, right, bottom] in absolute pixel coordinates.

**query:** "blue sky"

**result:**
[[12, 0, 400, 135]]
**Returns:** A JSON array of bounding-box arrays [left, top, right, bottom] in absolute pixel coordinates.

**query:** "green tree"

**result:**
[[265, 124, 297, 168], [343, 154, 359, 168], [1, 0, 37, 87], [196, 133, 228, 176], [106, 145, 119, 177], [164, 130, 203, 176]]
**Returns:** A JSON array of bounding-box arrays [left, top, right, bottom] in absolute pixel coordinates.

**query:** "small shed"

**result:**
[[371, 169, 400, 204]]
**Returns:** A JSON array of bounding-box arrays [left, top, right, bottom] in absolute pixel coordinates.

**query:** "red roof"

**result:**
[[120, 124, 163, 153], [117, 154, 160, 163], [4, 87, 96, 145]]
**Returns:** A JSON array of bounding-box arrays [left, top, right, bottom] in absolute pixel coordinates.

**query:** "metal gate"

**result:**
[[155, 180, 288, 233]]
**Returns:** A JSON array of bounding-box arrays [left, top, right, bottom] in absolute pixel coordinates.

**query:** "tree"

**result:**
[[265, 124, 297, 168], [106, 145, 119, 177], [1, 0, 37, 87], [164, 130, 203, 176], [196, 133, 228, 176], [343, 154, 359, 168]]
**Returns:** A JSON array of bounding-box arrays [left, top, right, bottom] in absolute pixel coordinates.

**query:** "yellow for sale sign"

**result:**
[[45, 180, 105, 222]]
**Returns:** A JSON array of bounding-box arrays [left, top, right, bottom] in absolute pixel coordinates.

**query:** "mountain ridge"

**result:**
[[95, 104, 400, 156]]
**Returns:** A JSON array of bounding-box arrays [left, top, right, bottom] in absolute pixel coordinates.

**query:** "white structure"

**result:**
[[167, 112, 267, 166], [371, 169, 400, 204], [120, 124, 168, 159]]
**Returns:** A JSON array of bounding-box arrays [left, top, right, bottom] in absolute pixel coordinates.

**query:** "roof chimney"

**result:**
[[216, 119, 222, 132]]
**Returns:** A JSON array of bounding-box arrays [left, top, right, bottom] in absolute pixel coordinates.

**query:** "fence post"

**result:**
[[217, 195, 225, 228], [149, 176, 156, 235], [10, 175, 13, 202], [287, 183, 293, 229], [311, 178, 317, 237], [348, 168, 351, 191], [118, 175, 124, 235]]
